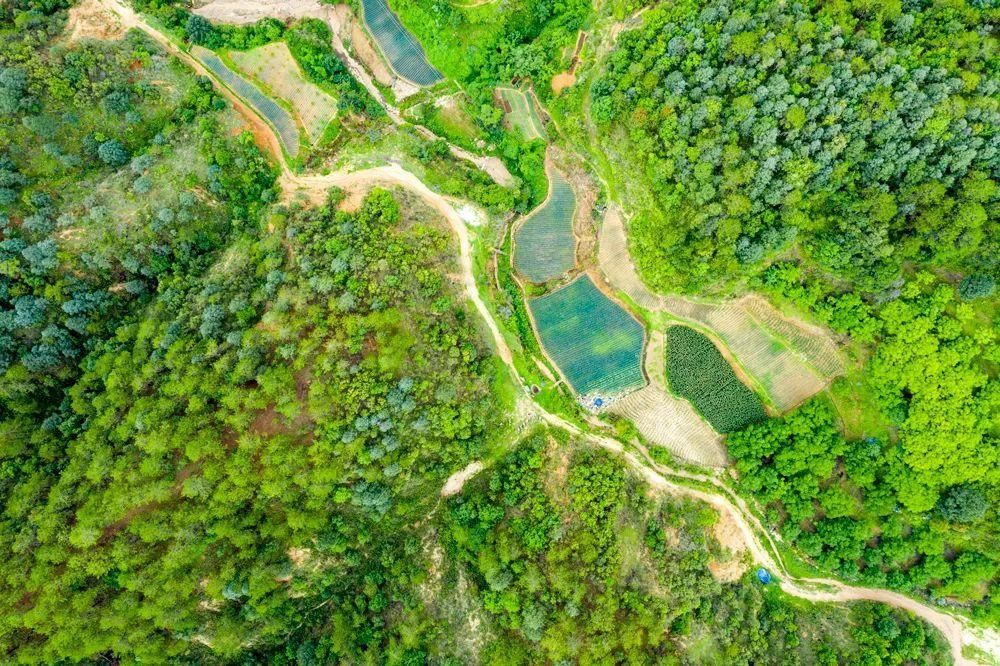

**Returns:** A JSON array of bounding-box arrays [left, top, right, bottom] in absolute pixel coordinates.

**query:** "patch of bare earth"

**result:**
[[66, 0, 126, 42], [350, 22, 394, 88], [707, 507, 750, 582]]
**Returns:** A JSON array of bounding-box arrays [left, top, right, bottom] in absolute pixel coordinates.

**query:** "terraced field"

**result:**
[[610, 330, 726, 467], [229, 43, 337, 143], [360, 0, 442, 86], [514, 165, 576, 283], [193, 46, 300, 157], [529, 275, 644, 397], [498, 87, 547, 141], [663, 298, 829, 411], [598, 205, 840, 411]]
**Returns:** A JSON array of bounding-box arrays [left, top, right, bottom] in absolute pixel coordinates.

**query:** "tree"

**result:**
[[957, 274, 995, 301], [938, 485, 988, 523], [97, 139, 129, 167]]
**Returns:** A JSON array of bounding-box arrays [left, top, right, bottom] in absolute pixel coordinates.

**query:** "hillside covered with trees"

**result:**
[[593, 0, 1000, 626]]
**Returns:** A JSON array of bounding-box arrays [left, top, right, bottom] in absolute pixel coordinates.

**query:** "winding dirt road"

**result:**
[[99, 0, 1000, 661]]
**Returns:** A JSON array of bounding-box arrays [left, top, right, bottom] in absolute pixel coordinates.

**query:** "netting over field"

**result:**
[[361, 0, 442, 86], [498, 87, 546, 141], [229, 43, 338, 143], [529, 276, 644, 396], [514, 167, 576, 283], [194, 46, 300, 157]]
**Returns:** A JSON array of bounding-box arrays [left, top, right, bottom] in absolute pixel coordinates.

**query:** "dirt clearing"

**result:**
[[66, 0, 126, 42]]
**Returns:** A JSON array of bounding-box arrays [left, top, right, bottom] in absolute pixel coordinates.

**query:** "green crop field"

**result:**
[[529, 276, 645, 397], [193, 46, 300, 158], [361, 0, 443, 86], [514, 166, 575, 283], [498, 87, 547, 141], [665, 325, 765, 433], [229, 43, 338, 144]]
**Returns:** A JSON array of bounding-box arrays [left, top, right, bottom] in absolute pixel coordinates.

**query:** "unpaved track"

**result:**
[[99, 0, 1000, 661]]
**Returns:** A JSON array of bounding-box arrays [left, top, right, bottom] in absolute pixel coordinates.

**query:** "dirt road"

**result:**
[[97, 0, 1000, 660]]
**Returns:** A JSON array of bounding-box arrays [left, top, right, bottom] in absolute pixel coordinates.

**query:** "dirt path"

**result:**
[[440, 461, 484, 496], [97, 1, 1000, 660]]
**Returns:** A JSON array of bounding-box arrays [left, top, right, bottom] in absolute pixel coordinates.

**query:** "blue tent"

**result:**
[[756, 568, 773, 584]]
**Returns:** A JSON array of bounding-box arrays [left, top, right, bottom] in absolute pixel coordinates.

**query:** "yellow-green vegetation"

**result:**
[[498, 86, 546, 141], [229, 42, 338, 143]]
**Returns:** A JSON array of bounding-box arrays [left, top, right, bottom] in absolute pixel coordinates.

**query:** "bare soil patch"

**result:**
[[66, 0, 126, 42]]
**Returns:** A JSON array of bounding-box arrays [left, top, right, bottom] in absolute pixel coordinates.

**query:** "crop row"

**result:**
[[361, 0, 442, 86], [530, 276, 645, 397], [665, 325, 765, 433], [194, 47, 300, 157], [514, 167, 576, 283]]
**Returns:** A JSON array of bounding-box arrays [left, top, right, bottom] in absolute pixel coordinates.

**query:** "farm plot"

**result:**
[[498, 87, 547, 141], [665, 325, 766, 433], [229, 43, 337, 143], [610, 385, 726, 467], [597, 204, 663, 310], [514, 166, 576, 283], [663, 298, 829, 411], [738, 294, 843, 377], [360, 0, 443, 86], [529, 275, 645, 397], [193, 46, 300, 158]]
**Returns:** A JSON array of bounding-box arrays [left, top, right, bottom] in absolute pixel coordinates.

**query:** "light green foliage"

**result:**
[[513, 165, 575, 282], [665, 326, 765, 433], [498, 87, 546, 141], [729, 394, 1000, 613], [529, 276, 645, 396]]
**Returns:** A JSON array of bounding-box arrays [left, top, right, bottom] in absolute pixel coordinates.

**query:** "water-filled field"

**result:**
[[665, 325, 765, 433], [498, 87, 546, 141], [514, 166, 576, 283], [193, 46, 300, 157], [361, 0, 442, 86], [229, 43, 338, 143], [530, 276, 645, 397]]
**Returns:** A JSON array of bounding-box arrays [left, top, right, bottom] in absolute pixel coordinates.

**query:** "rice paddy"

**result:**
[[193, 46, 300, 158], [229, 43, 338, 143], [665, 325, 766, 433], [360, 0, 443, 86], [514, 165, 576, 283], [529, 276, 645, 397], [498, 87, 547, 141]]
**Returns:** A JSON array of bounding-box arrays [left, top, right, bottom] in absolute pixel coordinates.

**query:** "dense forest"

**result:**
[[436, 433, 948, 664], [0, 0, 994, 661], [591, 0, 1000, 626], [594, 0, 998, 293]]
